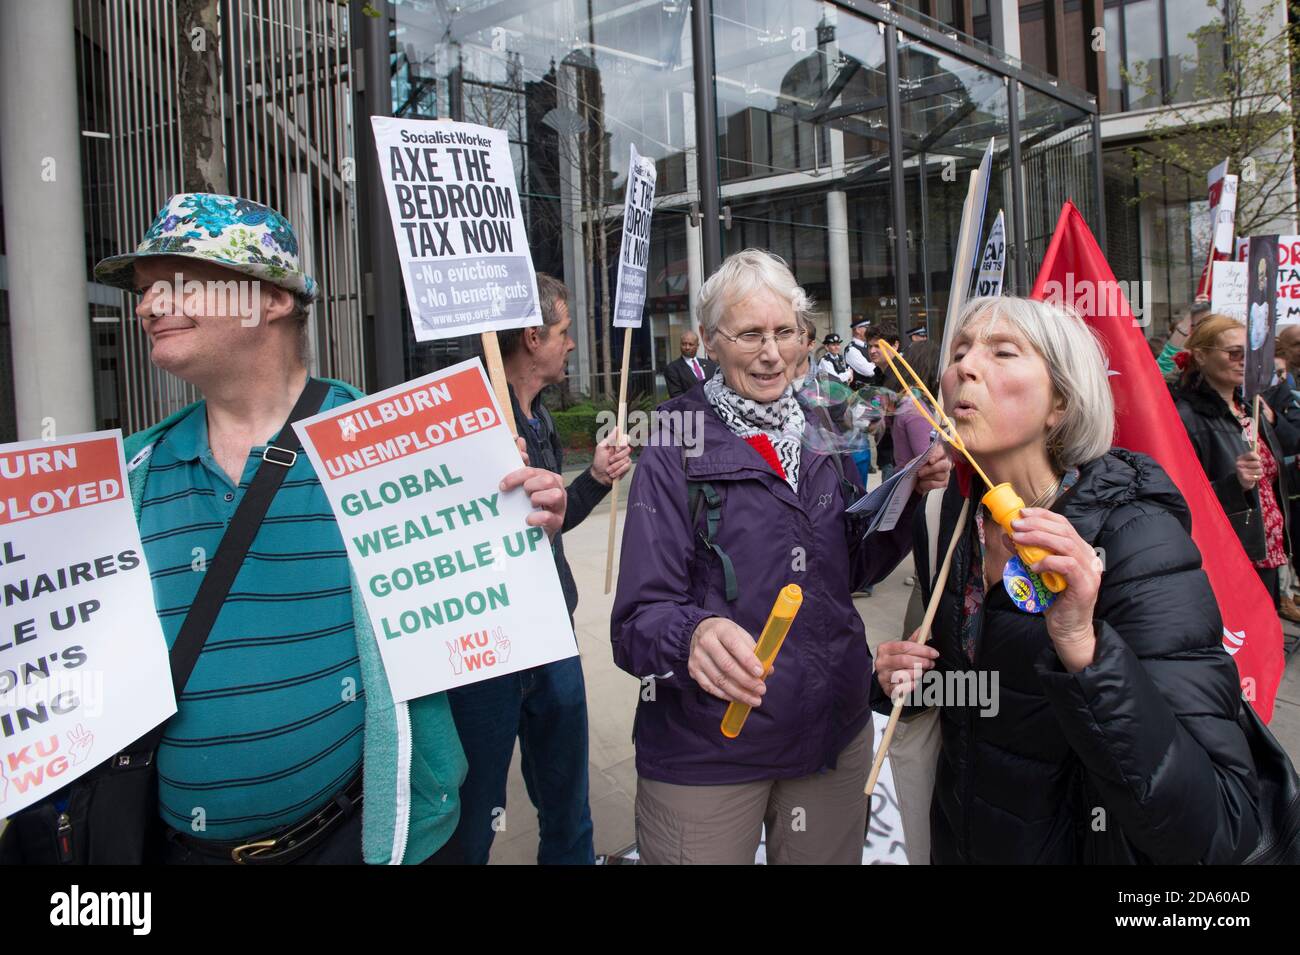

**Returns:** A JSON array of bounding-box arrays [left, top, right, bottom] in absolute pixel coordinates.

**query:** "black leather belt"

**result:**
[[166, 772, 364, 865]]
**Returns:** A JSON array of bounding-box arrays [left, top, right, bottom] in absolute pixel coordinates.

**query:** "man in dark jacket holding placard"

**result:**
[[448, 273, 631, 865]]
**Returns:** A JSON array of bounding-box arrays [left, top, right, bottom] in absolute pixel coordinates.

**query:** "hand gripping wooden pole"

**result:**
[[865, 495, 970, 797]]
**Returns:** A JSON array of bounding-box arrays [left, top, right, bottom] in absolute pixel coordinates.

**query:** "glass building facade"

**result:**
[[376, 0, 1102, 403], [0, 0, 1102, 439]]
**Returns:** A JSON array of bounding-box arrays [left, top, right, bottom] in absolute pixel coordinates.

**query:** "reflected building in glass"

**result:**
[[1023, 0, 1299, 337], [1, 0, 1111, 439], [376, 0, 1103, 404]]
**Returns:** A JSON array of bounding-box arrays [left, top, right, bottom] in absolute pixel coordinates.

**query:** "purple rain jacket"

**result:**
[[611, 385, 919, 785]]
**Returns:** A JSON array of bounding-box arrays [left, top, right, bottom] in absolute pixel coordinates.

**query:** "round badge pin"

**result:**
[[1003, 553, 1057, 614]]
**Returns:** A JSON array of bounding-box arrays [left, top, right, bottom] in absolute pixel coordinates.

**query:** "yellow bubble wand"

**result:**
[[875, 339, 1066, 594], [721, 585, 803, 739]]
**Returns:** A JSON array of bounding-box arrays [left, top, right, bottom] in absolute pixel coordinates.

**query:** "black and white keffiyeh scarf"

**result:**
[[704, 370, 805, 491]]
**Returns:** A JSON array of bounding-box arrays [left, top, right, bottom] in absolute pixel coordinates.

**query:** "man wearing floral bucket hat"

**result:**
[[7, 193, 567, 866]]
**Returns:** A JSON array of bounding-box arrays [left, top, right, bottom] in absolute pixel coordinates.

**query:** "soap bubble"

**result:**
[[797, 379, 905, 454]]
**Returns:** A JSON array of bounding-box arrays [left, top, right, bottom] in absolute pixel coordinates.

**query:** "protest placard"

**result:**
[[294, 359, 575, 702], [974, 210, 1006, 298], [1195, 160, 1237, 301], [0, 432, 175, 815], [612, 145, 658, 329], [1236, 235, 1300, 325], [1245, 235, 1279, 404], [939, 139, 994, 367], [1211, 260, 1248, 321], [370, 117, 541, 341], [605, 145, 658, 593], [1213, 174, 1239, 255]]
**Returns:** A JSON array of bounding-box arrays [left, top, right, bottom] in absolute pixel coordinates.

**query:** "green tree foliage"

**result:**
[[1127, 0, 1300, 237]]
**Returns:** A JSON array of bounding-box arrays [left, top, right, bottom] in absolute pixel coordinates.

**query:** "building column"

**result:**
[[683, 91, 704, 331], [0, 0, 96, 439], [685, 221, 704, 326], [286, 172, 320, 376], [826, 189, 852, 340], [690, 0, 722, 278], [989, 0, 1022, 61], [557, 61, 592, 395], [354, 1, 404, 389], [822, 9, 851, 341]]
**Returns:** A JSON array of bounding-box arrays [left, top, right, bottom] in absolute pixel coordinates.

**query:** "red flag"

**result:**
[[1031, 201, 1283, 720]]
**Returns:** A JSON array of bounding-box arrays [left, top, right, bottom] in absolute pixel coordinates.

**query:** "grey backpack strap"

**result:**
[[682, 445, 739, 603]]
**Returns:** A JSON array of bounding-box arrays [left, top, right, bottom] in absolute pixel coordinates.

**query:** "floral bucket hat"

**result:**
[[94, 193, 318, 303]]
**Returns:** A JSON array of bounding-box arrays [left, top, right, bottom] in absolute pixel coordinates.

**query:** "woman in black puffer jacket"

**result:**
[[1171, 313, 1293, 609], [875, 297, 1261, 864]]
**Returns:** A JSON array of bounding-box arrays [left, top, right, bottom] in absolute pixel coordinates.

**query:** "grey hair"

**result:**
[[696, 248, 814, 336], [797, 310, 817, 343], [946, 296, 1115, 471]]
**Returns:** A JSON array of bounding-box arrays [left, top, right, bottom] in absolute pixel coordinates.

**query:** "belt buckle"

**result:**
[[231, 838, 278, 864]]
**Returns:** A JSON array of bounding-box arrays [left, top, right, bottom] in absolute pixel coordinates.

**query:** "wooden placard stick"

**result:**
[[604, 325, 634, 593], [481, 329, 518, 440], [866, 148, 988, 797], [1252, 393, 1262, 453], [865, 496, 971, 797]]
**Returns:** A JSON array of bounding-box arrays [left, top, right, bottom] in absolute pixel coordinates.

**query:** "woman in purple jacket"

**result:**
[[611, 249, 950, 864]]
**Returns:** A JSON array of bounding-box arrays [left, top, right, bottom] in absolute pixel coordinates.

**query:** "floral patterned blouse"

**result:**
[[1238, 405, 1287, 570]]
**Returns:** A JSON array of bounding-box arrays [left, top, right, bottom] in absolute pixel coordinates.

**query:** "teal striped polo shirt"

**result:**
[[138, 382, 364, 840]]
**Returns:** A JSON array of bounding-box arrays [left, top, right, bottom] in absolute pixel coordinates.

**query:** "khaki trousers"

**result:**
[[634, 725, 872, 865]]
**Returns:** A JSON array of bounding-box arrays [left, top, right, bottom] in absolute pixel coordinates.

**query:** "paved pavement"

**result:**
[[486, 467, 1300, 864]]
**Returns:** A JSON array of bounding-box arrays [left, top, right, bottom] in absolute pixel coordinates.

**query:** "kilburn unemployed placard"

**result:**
[[370, 117, 542, 341], [0, 432, 175, 815], [294, 359, 575, 702]]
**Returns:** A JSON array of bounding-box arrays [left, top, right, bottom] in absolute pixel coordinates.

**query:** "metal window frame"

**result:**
[[361, 0, 1103, 371], [691, 0, 1101, 331]]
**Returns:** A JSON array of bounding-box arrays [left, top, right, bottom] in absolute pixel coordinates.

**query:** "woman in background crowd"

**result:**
[[1172, 314, 1297, 616]]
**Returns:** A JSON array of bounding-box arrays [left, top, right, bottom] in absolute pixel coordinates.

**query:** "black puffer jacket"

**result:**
[[1172, 375, 1289, 561], [902, 449, 1260, 864]]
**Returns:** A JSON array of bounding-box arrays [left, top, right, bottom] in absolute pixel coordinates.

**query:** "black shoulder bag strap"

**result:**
[[164, 377, 331, 703]]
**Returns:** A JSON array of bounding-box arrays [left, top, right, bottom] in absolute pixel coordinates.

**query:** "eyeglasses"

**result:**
[[713, 325, 803, 353], [1207, 346, 1247, 362]]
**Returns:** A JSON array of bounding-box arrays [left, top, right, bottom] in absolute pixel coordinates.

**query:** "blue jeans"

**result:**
[[447, 655, 594, 864]]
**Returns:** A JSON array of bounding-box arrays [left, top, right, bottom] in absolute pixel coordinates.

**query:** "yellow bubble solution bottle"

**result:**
[[873, 338, 1069, 597], [721, 584, 803, 739], [981, 483, 1066, 592]]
